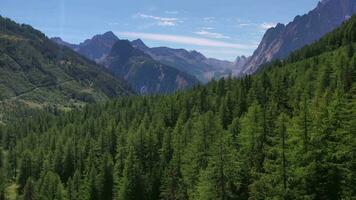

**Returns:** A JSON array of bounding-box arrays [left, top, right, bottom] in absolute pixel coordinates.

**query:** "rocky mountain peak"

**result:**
[[103, 31, 116, 38], [189, 50, 206, 61], [82, 31, 119, 46], [234, 55, 247, 65], [66, 31, 120, 62], [240, 0, 356, 75], [131, 39, 149, 50]]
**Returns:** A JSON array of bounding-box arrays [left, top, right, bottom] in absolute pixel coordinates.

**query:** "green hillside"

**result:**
[[0, 16, 355, 200], [0, 16, 131, 108]]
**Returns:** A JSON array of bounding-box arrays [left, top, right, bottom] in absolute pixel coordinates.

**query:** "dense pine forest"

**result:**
[[0, 15, 355, 200]]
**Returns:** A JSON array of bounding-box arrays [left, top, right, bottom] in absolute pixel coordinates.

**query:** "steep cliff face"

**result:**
[[104, 40, 199, 94], [76, 31, 119, 62], [242, 0, 356, 74]]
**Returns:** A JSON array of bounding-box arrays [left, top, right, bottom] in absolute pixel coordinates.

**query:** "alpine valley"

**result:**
[[0, 0, 355, 200]]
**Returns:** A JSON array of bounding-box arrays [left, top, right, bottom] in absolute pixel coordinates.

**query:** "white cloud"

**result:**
[[203, 17, 215, 23], [260, 22, 277, 30], [165, 11, 179, 15], [108, 22, 120, 26], [238, 23, 255, 27], [158, 21, 176, 26], [137, 13, 182, 26], [237, 22, 277, 30], [198, 49, 244, 56], [201, 27, 214, 30], [117, 32, 257, 49], [194, 30, 230, 39]]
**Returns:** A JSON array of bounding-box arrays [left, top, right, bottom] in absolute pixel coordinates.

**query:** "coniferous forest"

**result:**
[[0, 12, 355, 200]]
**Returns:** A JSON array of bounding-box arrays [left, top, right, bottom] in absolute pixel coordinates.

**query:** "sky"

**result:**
[[0, 0, 320, 61]]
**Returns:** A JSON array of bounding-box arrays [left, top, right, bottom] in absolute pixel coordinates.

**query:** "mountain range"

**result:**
[[52, 33, 200, 94], [53, 34, 247, 83], [241, 0, 356, 74], [52, 0, 356, 82], [17, 0, 356, 97]]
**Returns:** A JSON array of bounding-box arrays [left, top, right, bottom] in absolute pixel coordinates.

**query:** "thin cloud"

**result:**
[[201, 27, 214, 30], [260, 22, 277, 30], [108, 22, 120, 26], [203, 17, 215, 23], [194, 30, 230, 39], [158, 21, 176, 26], [137, 13, 182, 26], [238, 22, 277, 30], [198, 49, 245, 56], [238, 23, 255, 27], [165, 11, 179, 15], [117, 32, 256, 49]]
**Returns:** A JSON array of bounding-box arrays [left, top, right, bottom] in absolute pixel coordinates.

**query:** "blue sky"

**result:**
[[0, 0, 320, 61]]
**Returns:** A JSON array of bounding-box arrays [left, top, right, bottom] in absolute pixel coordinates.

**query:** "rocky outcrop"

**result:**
[[242, 0, 356, 74]]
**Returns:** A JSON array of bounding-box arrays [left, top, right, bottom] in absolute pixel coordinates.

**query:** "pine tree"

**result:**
[[195, 127, 239, 199], [0, 169, 5, 200], [305, 88, 353, 199], [118, 146, 144, 200], [261, 113, 292, 199], [63, 142, 75, 183], [101, 154, 114, 200], [36, 171, 66, 200], [22, 177, 35, 200], [18, 151, 32, 191], [114, 125, 127, 198], [86, 165, 100, 200], [347, 43, 354, 58], [160, 116, 187, 200], [238, 102, 265, 198], [67, 170, 81, 200]]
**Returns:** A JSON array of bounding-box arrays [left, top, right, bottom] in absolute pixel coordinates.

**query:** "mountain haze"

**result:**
[[131, 39, 247, 82]]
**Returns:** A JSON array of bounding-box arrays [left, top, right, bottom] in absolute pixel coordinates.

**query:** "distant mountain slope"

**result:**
[[0, 16, 130, 106], [51, 37, 78, 49], [53, 34, 247, 83], [242, 0, 356, 74], [103, 40, 199, 94], [131, 39, 247, 82], [52, 31, 119, 63]]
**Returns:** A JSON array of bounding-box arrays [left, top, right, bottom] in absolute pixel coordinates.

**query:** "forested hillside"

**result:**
[[0, 16, 131, 109], [0, 16, 355, 200]]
